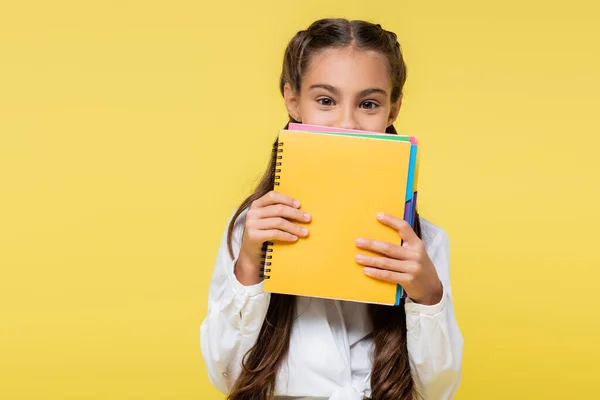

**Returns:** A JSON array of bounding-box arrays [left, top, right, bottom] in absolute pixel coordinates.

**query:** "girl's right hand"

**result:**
[[234, 191, 311, 286]]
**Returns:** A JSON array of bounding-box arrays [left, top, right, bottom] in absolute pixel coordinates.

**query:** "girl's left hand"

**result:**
[[355, 212, 443, 306]]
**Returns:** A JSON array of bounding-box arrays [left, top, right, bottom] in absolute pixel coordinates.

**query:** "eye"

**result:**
[[360, 101, 379, 110], [317, 97, 335, 107]]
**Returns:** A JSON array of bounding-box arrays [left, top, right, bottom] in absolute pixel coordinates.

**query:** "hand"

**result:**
[[235, 191, 311, 286], [354, 213, 443, 305]]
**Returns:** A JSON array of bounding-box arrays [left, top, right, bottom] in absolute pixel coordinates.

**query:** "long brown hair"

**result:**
[[226, 18, 423, 400]]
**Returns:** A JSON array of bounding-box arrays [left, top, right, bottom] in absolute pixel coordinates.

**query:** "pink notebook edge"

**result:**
[[288, 122, 417, 144]]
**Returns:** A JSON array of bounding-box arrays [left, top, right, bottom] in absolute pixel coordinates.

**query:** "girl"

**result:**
[[200, 18, 464, 400]]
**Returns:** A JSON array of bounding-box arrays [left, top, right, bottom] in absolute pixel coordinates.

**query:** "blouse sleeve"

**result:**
[[199, 210, 271, 394], [404, 227, 464, 399]]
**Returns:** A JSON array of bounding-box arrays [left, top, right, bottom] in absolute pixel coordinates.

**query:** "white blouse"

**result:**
[[200, 210, 464, 399]]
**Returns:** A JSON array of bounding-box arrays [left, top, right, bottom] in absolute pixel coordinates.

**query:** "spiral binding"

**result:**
[[273, 141, 283, 186], [258, 241, 273, 279], [260, 140, 284, 279]]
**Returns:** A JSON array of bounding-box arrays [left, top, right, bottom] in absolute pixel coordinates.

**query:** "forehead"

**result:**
[[302, 47, 391, 92]]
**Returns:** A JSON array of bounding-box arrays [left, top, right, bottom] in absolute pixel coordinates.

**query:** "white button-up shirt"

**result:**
[[200, 210, 464, 399]]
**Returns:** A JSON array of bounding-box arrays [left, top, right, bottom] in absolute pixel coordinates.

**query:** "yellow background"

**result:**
[[1, 1, 599, 399]]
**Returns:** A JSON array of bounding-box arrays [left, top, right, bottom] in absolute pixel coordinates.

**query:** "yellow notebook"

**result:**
[[263, 129, 411, 305]]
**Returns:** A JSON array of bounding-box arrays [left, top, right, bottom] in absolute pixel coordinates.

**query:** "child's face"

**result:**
[[284, 47, 401, 133]]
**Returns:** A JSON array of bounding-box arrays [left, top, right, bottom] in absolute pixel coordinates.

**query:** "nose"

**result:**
[[337, 107, 359, 130]]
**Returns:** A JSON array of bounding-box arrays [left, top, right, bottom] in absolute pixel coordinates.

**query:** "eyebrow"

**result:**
[[358, 87, 387, 97], [309, 83, 387, 97], [309, 84, 339, 94]]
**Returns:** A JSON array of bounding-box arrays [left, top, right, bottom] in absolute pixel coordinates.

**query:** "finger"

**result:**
[[254, 217, 309, 238], [252, 190, 300, 209], [355, 254, 417, 273], [355, 238, 418, 260], [252, 229, 299, 243], [362, 267, 413, 285], [376, 212, 420, 246], [257, 203, 311, 223]]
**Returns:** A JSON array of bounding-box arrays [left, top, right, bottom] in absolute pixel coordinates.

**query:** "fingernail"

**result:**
[[376, 212, 385, 220], [301, 228, 309, 235], [363, 267, 374, 276], [304, 213, 311, 221], [356, 238, 365, 245], [293, 200, 300, 208], [355, 254, 365, 261]]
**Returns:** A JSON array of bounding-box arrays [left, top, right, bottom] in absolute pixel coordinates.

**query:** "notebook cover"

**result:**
[[264, 129, 412, 305], [286, 124, 418, 304]]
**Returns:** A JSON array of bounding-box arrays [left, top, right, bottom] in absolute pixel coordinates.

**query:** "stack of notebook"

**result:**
[[262, 123, 419, 306]]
